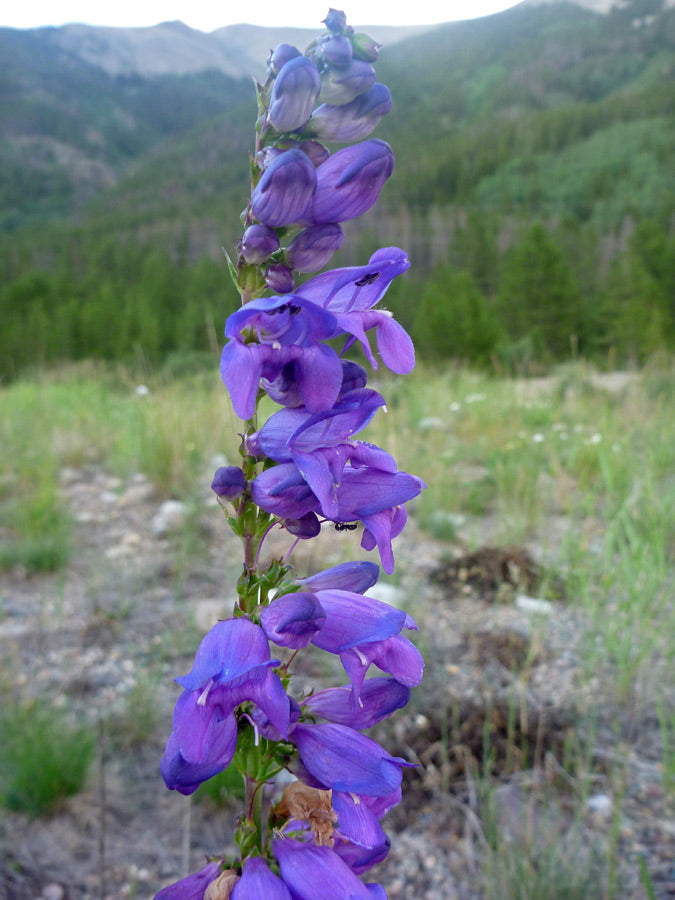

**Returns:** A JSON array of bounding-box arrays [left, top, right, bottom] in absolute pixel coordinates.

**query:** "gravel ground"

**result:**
[[0, 465, 672, 900]]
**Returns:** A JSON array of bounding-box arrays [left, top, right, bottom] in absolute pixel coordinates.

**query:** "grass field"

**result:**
[[0, 356, 672, 895]]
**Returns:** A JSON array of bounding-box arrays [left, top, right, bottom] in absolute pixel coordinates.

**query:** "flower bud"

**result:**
[[298, 139, 330, 167], [211, 466, 246, 499], [265, 262, 295, 293], [319, 33, 352, 67], [269, 56, 321, 133], [310, 140, 394, 225], [251, 148, 316, 227], [319, 59, 375, 105], [268, 43, 300, 76], [351, 32, 382, 62], [286, 223, 344, 273], [241, 224, 280, 264], [323, 8, 348, 32], [305, 84, 392, 143]]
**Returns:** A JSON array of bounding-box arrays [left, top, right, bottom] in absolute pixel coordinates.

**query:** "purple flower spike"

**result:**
[[154, 861, 222, 900], [304, 677, 411, 729], [231, 857, 292, 900], [211, 466, 246, 499], [291, 722, 413, 795], [274, 839, 385, 900], [307, 84, 392, 143], [251, 149, 316, 227], [286, 223, 344, 273], [269, 56, 321, 133], [241, 224, 280, 264], [310, 140, 394, 225], [260, 592, 326, 649], [319, 59, 376, 106]]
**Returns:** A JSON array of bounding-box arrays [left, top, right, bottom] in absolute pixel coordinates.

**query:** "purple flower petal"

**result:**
[[176, 618, 277, 692], [297, 561, 379, 593], [340, 634, 425, 700], [231, 856, 292, 900], [260, 592, 326, 649], [268, 56, 320, 133], [291, 722, 413, 795], [274, 839, 385, 900], [160, 691, 238, 795], [304, 678, 410, 729], [154, 861, 222, 900], [251, 149, 317, 227], [310, 589, 406, 653], [310, 140, 394, 225]]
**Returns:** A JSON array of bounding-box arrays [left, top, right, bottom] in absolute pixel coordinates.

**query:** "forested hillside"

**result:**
[[1, 0, 673, 377]]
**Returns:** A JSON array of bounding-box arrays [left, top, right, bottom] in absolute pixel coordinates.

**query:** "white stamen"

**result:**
[[197, 678, 214, 706]]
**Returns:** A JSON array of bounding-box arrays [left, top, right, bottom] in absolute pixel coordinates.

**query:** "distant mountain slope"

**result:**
[[0, 0, 673, 234], [34, 20, 434, 79]]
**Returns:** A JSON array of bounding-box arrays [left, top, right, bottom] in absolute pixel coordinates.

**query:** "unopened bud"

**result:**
[[268, 43, 300, 76], [306, 83, 392, 143], [265, 262, 294, 293], [251, 149, 316, 227], [319, 59, 375, 106], [286, 223, 344, 273], [241, 224, 279, 264], [323, 9, 348, 33], [268, 56, 321, 133], [351, 32, 381, 62], [318, 33, 352, 67]]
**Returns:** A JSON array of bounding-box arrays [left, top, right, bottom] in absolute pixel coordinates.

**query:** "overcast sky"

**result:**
[[2, 0, 523, 32]]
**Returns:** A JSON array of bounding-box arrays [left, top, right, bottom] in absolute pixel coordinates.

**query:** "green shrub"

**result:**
[[0, 698, 94, 817]]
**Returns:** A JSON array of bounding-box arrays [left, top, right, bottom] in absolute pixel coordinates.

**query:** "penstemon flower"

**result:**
[[155, 10, 424, 898]]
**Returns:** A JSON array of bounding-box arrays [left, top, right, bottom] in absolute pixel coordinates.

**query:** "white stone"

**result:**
[[366, 582, 405, 608], [516, 594, 554, 615], [151, 500, 185, 536], [587, 793, 613, 816]]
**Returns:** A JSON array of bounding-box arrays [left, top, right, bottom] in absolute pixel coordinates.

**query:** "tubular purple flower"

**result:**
[[274, 839, 385, 900], [306, 84, 392, 143], [220, 296, 343, 420], [265, 262, 295, 293], [260, 592, 326, 649], [309, 140, 394, 225], [231, 857, 292, 900], [154, 861, 223, 900], [250, 463, 424, 572], [241, 224, 280, 264], [309, 589, 407, 652], [297, 560, 379, 593], [303, 677, 411, 729], [251, 149, 316, 227], [269, 56, 321, 133], [291, 722, 414, 795], [340, 632, 425, 701], [319, 59, 376, 105], [160, 618, 291, 794], [295, 247, 415, 374], [211, 466, 246, 499], [286, 223, 344, 273]]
